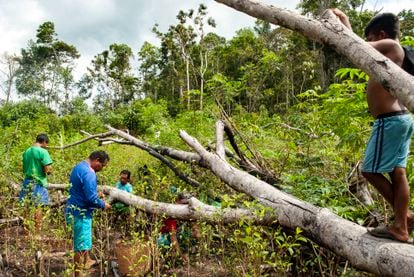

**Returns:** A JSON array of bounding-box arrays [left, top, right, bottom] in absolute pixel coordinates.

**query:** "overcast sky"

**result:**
[[1, 0, 413, 80]]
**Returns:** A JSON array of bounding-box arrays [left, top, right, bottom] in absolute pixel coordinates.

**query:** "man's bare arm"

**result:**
[[44, 164, 52, 175], [331, 8, 353, 31], [368, 39, 403, 64]]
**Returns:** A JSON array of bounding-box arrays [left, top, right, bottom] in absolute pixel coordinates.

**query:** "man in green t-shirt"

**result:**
[[19, 134, 53, 232]]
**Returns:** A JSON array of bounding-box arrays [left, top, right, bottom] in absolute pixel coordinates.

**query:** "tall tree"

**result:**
[[15, 21, 79, 110], [138, 42, 162, 102], [80, 43, 139, 112], [192, 4, 217, 110], [0, 52, 20, 105], [153, 10, 197, 110], [146, 20, 224, 113]]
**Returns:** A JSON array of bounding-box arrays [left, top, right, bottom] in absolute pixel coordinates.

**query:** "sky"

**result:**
[[0, 0, 413, 81]]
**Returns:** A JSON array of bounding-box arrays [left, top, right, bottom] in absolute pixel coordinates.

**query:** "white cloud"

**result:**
[[0, 0, 45, 54]]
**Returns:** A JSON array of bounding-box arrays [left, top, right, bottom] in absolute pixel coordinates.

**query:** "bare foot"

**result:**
[[408, 212, 414, 222], [369, 225, 410, 242], [388, 226, 410, 242]]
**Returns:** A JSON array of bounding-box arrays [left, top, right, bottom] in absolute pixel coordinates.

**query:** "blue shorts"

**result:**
[[66, 214, 92, 252], [362, 113, 414, 173], [157, 233, 171, 248], [18, 178, 49, 205]]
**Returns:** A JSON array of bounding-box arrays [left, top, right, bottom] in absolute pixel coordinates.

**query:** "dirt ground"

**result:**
[[0, 225, 228, 276]]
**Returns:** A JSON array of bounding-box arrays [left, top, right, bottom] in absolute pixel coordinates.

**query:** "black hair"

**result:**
[[36, 134, 49, 144], [89, 150, 110, 163], [364, 13, 400, 39], [120, 169, 131, 179], [177, 192, 186, 201]]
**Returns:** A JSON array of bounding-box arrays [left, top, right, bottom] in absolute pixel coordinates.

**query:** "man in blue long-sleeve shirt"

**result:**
[[65, 150, 111, 277]]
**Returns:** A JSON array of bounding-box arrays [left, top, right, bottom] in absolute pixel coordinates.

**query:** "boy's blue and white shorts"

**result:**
[[362, 112, 414, 173], [66, 213, 92, 252]]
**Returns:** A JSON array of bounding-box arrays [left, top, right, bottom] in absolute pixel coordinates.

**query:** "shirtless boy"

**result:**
[[333, 8, 414, 242]]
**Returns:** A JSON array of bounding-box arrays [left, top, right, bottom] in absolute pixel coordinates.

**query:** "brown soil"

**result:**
[[0, 225, 228, 276]]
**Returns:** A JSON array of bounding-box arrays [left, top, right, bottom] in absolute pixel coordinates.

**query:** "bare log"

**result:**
[[48, 183, 69, 190], [154, 145, 204, 166], [214, 0, 414, 111], [102, 185, 276, 224], [179, 127, 414, 276], [20, 183, 275, 225]]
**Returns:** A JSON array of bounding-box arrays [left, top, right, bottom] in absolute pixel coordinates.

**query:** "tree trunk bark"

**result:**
[[214, 0, 414, 111], [179, 126, 414, 277], [101, 186, 276, 224], [44, 184, 277, 225]]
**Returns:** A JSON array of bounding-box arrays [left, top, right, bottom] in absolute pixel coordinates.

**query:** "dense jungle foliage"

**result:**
[[1, 1, 414, 276]]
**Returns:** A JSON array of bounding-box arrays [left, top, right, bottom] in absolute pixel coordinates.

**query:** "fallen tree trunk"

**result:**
[[179, 123, 414, 277], [214, 0, 414, 112], [101, 186, 276, 224], [44, 183, 277, 225]]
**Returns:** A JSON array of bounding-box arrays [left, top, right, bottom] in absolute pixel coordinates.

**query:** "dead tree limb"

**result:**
[[47, 126, 278, 186], [40, 183, 276, 225], [179, 125, 414, 277], [223, 121, 279, 185], [101, 186, 276, 224], [104, 125, 202, 188], [214, 0, 414, 111], [48, 128, 203, 188], [48, 131, 116, 150]]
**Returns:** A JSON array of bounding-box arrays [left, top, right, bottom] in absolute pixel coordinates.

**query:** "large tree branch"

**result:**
[[48, 131, 116, 150], [104, 125, 202, 187], [179, 126, 414, 276], [0, 217, 22, 226], [101, 186, 276, 224], [214, 0, 414, 111], [215, 120, 226, 159], [48, 128, 203, 188], [48, 126, 277, 186], [35, 183, 276, 225]]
